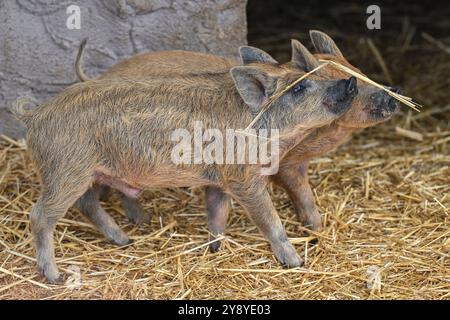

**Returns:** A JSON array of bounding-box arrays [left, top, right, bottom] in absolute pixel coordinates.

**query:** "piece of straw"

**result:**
[[319, 59, 422, 112], [366, 38, 394, 85], [421, 32, 450, 54], [395, 126, 424, 141]]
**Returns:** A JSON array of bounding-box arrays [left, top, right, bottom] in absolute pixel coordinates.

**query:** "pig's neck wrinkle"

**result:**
[[325, 123, 355, 139], [278, 128, 315, 159], [313, 124, 353, 150], [252, 110, 304, 137], [290, 124, 354, 161]]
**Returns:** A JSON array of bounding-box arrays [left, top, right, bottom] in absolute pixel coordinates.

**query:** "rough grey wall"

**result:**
[[0, 0, 247, 138]]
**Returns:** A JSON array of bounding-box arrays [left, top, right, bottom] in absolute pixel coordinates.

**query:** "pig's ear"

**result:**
[[291, 39, 320, 72], [239, 46, 278, 65], [309, 30, 344, 59], [230, 66, 276, 112]]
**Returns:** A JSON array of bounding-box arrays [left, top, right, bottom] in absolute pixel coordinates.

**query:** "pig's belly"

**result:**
[[93, 166, 209, 197], [94, 172, 142, 198]]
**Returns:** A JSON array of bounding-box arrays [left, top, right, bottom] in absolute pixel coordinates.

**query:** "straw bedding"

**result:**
[[0, 13, 449, 300], [1, 108, 448, 299]]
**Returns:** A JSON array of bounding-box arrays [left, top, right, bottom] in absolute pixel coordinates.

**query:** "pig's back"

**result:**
[[27, 75, 252, 164], [99, 50, 239, 80]]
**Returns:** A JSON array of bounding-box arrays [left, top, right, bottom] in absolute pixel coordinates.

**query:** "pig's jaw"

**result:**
[[369, 107, 397, 123], [335, 103, 397, 128], [320, 123, 355, 142]]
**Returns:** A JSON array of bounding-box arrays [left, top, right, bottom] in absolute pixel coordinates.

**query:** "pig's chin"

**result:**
[[369, 107, 395, 122], [335, 109, 391, 129]]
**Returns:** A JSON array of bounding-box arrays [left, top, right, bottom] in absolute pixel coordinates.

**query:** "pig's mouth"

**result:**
[[369, 107, 395, 120]]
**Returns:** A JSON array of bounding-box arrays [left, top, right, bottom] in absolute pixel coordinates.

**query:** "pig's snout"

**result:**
[[370, 88, 400, 118], [324, 76, 358, 115], [386, 87, 401, 112]]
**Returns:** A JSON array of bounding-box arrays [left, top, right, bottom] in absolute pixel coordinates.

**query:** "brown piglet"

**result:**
[[76, 31, 399, 252], [15, 59, 357, 283]]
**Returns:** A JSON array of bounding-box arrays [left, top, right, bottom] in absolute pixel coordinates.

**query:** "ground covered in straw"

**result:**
[[1, 1, 449, 300], [1, 108, 449, 299]]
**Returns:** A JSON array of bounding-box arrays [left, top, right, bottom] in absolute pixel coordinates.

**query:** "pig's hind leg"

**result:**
[[97, 185, 149, 226], [205, 186, 231, 253], [93, 173, 148, 225], [75, 187, 133, 246], [30, 172, 92, 283], [98, 185, 111, 201], [121, 195, 150, 226]]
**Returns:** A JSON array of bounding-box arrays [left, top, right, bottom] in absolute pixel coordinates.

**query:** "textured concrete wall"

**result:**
[[0, 0, 247, 138]]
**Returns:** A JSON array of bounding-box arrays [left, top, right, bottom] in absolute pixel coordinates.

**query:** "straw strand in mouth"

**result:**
[[319, 59, 422, 112]]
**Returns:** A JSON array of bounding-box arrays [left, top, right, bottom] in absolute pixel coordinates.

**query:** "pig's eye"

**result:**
[[292, 82, 307, 94]]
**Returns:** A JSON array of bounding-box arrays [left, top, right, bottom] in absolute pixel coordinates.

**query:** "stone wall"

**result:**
[[0, 0, 247, 138]]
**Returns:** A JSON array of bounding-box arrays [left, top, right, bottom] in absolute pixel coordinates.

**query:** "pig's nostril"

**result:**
[[346, 76, 357, 96]]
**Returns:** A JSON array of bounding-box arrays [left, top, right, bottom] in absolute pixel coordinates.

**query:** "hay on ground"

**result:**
[[0, 4, 449, 299], [0, 104, 448, 299]]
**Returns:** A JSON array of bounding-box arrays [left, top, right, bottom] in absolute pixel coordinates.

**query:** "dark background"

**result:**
[[247, 0, 450, 114]]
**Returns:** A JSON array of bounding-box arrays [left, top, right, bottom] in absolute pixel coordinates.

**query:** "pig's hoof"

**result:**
[[274, 242, 303, 268], [302, 211, 322, 232], [209, 240, 221, 253], [37, 262, 62, 284], [107, 227, 132, 247], [118, 238, 134, 248], [49, 275, 65, 285], [111, 235, 133, 247], [280, 253, 303, 268]]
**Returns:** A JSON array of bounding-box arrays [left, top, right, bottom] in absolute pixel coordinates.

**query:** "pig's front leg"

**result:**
[[228, 181, 303, 268], [272, 161, 322, 231], [205, 186, 231, 253]]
